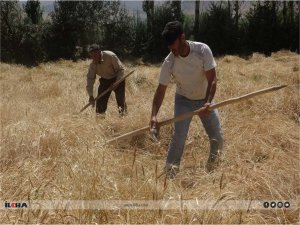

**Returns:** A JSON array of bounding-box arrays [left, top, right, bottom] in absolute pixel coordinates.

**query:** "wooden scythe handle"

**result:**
[[79, 70, 135, 113], [106, 84, 287, 144]]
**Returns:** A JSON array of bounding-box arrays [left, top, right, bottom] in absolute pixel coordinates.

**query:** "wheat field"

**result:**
[[0, 51, 299, 224]]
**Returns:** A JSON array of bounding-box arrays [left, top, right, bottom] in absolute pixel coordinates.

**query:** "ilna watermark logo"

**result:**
[[4, 201, 28, 208]]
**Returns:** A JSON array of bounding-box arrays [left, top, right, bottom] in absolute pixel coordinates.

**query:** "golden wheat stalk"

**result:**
[[106, 84, 287, 144]]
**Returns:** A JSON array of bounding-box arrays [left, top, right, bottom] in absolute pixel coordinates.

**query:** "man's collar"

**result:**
[[100, 51, 104, 62], [186, 40, 193, 52]]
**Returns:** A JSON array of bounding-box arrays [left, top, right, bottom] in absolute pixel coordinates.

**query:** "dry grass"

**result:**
[[0, 51, 299, 224]]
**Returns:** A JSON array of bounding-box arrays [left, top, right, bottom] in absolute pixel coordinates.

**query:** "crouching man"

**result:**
[[86, 44, 127, 116]]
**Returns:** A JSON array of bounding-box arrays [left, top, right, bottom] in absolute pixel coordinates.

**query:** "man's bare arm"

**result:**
[[150, 84, 167, 129], [204, 68, 217, 103]]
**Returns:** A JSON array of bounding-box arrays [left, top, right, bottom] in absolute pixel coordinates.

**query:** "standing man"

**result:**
[[86, 44, 127, 116], [150, 21, 224, 178]]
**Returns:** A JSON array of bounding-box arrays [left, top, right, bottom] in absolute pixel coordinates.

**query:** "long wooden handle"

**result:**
[[159, 84, 288, 126], [106, 84, 287, 144], [79, 70, 135, 113], [210, 84, 287, 110]]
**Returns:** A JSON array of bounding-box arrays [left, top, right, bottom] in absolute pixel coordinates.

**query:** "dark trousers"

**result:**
[[96, 77, 127, 114]]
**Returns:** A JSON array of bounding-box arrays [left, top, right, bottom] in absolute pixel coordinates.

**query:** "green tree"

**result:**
[[19, 23, 46, 65], [199, 2, 235, 55], [194, 0, 200, 39], [142, 0, 154, 36], [24, 0, 43, 24], [1, 0, 45, 65], [44, 1, 133, 60], [233, 1, 244, 29], [143, 1, 184, 61], [101, 2, 135, 57], [130, 11, 147, 57], [170, 0, 183, 22], [20, 0, 46, 65], [183, 14, 194, 41], [1, 1, 23, 63], [44, 1, 107, 60], [284, 1, 299, 52], [44, 1, 79, 60], [245, 1, 281, 55]]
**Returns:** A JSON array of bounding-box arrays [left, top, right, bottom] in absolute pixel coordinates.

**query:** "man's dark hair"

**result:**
[[161, 21, 183, 46]]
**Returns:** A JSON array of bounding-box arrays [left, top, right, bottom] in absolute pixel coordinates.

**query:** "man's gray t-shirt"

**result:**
[[159, 41, 216, 100]]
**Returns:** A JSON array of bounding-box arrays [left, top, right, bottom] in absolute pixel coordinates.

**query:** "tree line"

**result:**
[[1, 0, 299, 66]]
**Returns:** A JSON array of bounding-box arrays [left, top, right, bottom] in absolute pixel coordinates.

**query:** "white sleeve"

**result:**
[[159, 55, 174, 86], [203, 44, 217, 71]]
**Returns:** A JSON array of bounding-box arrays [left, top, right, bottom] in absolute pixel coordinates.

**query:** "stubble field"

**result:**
[[0, 51, 299, 224]]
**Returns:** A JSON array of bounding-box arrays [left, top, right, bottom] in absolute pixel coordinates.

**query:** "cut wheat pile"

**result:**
[[0, 51, 299, 224]]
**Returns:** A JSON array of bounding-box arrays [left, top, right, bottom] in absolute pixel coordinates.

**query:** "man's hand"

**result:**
[[89, 96, 95, 107], [198, 103, 211, 117], [150, 116, 158, 130]]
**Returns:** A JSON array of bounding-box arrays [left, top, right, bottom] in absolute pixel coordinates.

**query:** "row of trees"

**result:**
[[1, 0, 299, 66]]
